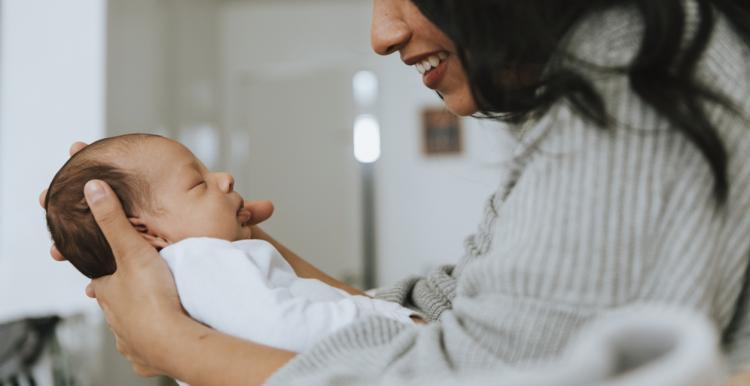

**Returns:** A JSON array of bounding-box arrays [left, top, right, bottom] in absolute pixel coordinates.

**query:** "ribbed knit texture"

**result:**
[[266, 4, 750, 385]]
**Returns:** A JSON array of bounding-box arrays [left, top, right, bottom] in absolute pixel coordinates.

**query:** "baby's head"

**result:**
[[45, 134, 251, 278]]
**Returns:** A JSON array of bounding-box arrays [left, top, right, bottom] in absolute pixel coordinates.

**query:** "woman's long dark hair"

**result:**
[[411, 0, 750, 205]]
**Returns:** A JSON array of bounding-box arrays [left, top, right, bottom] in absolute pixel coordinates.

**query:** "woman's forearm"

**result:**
[[251, 226, 368, 296], [729, 371, 750, 386], [161, 314, 296, 386]]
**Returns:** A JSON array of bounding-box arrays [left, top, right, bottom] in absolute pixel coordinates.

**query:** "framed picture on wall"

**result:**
[[422, 107, 462, 156]]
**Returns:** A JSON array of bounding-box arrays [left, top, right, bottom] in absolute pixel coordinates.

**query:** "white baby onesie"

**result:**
[[160, 237, 414, 354]]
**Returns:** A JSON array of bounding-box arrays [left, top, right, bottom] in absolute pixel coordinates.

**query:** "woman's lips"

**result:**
[[412, 51, 449, 90], [423, 59, 448, 89]]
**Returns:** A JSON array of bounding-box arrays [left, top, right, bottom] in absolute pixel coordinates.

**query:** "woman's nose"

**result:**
[[217, 172, 234, 193], [371, 1, 412, 56]]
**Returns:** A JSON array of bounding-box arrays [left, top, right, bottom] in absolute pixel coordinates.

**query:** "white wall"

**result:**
[[374, 56, 516, 286], [218, 1, 517, 288], [106, 0, 170, 136], [0, 0, 106, 321], [219, 1, 373, 284], [107, 0, 221, 148]]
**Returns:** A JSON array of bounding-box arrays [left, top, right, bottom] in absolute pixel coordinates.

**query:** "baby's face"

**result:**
[[125, 137, 252, 246]]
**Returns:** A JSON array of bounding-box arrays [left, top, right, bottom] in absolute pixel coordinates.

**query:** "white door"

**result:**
[[229, 68, 364, 286]]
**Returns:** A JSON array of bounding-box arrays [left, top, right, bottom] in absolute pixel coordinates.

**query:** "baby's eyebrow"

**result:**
[[178, 160, 202, 174]]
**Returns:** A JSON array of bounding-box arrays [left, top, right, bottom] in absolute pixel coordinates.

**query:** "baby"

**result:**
[[44, 133, 414, 355]]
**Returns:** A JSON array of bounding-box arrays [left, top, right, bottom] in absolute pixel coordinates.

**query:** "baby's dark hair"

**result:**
[[44, 134, 159, 278]]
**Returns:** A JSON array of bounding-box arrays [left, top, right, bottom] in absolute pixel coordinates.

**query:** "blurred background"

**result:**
[[0, 0, 515, 384]]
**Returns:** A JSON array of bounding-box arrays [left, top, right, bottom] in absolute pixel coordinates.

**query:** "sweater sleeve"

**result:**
[[374, 265, 456, 321]]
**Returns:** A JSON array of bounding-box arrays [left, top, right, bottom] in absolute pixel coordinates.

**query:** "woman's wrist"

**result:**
[[249, 225, 270, 241], [154, 312, 295, 386], [146, 312, 199, 378]]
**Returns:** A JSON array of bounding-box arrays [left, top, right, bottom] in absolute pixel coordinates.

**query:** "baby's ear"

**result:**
[[128, 217, 169, 250]]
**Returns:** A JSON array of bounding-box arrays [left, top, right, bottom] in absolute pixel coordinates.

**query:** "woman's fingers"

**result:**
[[70, 141, 87, 156], [43, 192, 67, 262], [112, 334, 160, 377], [115, 336, 126, 354], [83, 185, 181, 376], [244, 200, 274, 225], [85, 281, 96, 298], [50, 244, 66, 262], [39, 142, 87, 209], [39, 189, 48, 208], [44, 141, 89, 261], [41, 142, 88, 209], [83, 180, 154, 266], [41, 141, 88, 210]]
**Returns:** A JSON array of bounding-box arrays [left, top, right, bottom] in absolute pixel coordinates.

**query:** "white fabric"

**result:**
[[160, 237, 414, 354]]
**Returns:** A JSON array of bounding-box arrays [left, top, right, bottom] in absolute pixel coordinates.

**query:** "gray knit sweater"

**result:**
[[266, 4, 750, 385]]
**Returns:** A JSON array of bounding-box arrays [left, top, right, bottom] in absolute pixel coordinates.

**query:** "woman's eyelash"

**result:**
[[192, 181, 206, 189]]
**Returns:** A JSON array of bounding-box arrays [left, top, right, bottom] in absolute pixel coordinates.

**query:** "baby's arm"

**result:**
[[250, 226, 369, 297], [161, 238, 409, 353]]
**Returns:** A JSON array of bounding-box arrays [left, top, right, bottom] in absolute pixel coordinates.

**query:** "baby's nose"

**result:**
[[219, 173, 235, 192]]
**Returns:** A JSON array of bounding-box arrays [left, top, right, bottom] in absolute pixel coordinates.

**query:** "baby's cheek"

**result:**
[[168, 209, 239, 242], [207, 214, 243, 241], [176, 216, 226, 240]]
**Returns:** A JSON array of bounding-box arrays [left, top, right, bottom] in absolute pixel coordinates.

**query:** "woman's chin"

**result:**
[[444, 94, 478, 117]]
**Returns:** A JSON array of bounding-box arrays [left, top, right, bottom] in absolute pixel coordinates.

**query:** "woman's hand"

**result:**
[[82, 180, 295, 384], [84, 179, 185, 376], [41, 142, 87, 261], [730, 371, 750, 386]]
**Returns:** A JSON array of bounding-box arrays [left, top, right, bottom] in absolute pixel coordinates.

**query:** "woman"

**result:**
[[43, 0, 750, 385]]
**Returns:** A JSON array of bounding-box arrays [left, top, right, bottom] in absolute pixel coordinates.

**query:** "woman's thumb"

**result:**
[[84, 180, 152, 266]]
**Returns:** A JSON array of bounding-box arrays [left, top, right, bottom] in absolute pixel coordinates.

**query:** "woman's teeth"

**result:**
[[415, 52, 449, 75]]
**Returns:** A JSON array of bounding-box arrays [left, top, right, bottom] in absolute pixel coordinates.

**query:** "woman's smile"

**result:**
[[370, 0, 477, 115], [406, 51, 449, 89]]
